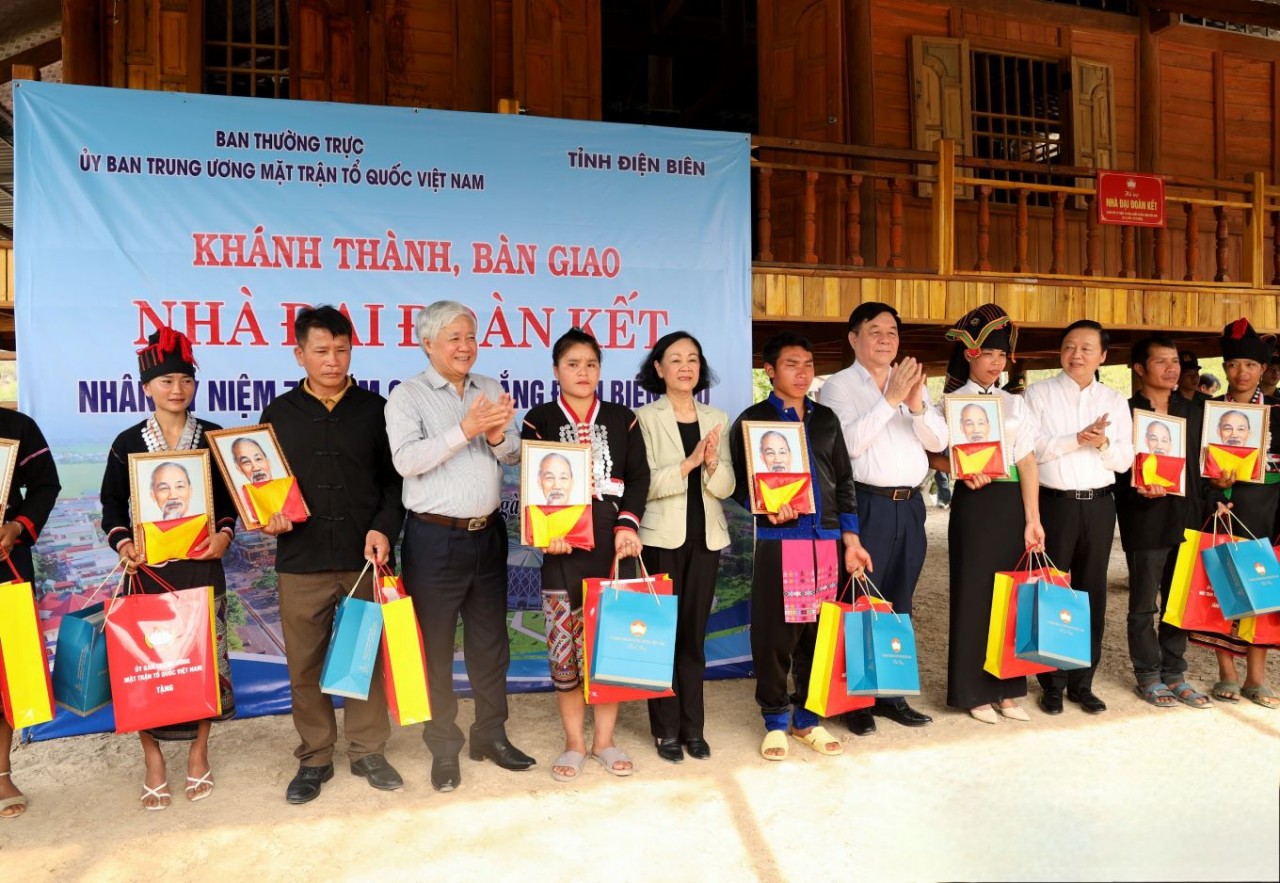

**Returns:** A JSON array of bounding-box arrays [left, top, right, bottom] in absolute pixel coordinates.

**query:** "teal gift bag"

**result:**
[[589, 565, 677, 692], [320, 568, 383, 700], [1201, 538, 1280, 620], [1014, 579, 1090, 670], [52, 602, 113, 716], [843, 577, 921, 697]]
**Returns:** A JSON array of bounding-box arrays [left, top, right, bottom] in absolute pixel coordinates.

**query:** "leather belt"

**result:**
[[412, 510, 499, 531], [855, 482, 916, 502], [1042, 486, 1113, 501]]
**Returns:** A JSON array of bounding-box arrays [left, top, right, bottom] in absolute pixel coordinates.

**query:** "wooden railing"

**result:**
[[751, 136, 1280, 289]]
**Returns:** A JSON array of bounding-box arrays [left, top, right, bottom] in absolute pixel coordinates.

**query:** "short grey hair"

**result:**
[[416, 301, 477, 347]]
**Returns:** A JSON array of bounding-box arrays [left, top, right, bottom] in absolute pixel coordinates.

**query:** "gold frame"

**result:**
[[205, 423, 307, 530], [0, 437, 19, 519], [1131, 409, 1187, 496], [944, 394, 1009, 479], [127, 449, 216, 561], [741, 420, 816, 516], [1201, 401, 1270, 484], [520, 440, 593, 541]]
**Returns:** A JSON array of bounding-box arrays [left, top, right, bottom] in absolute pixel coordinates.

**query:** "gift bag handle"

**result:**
[[347, 558, 375, 600], [605, 553, 663, 603], [852, 573, 902, 622]]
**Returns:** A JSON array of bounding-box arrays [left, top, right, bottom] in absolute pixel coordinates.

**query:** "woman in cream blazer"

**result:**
[[634, 332, 735, 764]]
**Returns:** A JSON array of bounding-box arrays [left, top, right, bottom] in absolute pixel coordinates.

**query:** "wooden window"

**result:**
[[970, 51, 1066, 205], [204, 0, 290, 98]]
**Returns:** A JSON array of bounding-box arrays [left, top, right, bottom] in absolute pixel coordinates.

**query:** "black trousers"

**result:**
[[1125, 547, 1189, 686], [642, 542, 721, 741], [402, 515, 511, 758], [749, 539, 818, 716], [1036, 491, 1116, 693]]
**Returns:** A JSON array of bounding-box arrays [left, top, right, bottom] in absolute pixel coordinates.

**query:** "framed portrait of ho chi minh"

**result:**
[[520, 440, 594, 550], [0, 437, 19, 520], [1201, 401, 1268, 484], [944, 395, 1008, 480], [128, 449, 215, 565], [206, 424, 308, 531], [741, 420, 815, 516], [1131, 410, 1187, 496]]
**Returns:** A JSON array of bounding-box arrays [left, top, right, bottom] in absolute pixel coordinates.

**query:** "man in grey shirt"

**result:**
[[385, 300, 534, 792]]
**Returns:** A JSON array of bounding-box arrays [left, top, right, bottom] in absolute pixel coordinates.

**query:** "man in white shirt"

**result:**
[[818, 302, 948, 734], [1024, 320, 1134, 715]]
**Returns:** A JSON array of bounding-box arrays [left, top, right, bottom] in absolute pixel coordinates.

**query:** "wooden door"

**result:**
[[511, 0, 600, 119], [758, 0, 848, 264]]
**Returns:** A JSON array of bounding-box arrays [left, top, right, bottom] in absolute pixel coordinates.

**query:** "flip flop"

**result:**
[[140, 782, 171, 811], [760, 729, 788, 761], [591, 746, 634, 777], [1241, 684, 1279, 709], [1135, 682, 1179, 708], [185, 771, 215, 802], [1212, 680, 1241, 702], [550, 750, 586, 783], [789, 725, 843, 756], [1165, 681, 1212, 709]]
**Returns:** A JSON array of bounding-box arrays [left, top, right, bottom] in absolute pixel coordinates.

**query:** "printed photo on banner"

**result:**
[[1201, 400, 1268, 483], [520, 440, 594, 550], [127, 450, 215, 564], [206, 424, 308, 530], [944, 395, 1008, 479], [741, 420, 815, 515], [0, 437, 18, 518], [1131, 409, 1187, 495]]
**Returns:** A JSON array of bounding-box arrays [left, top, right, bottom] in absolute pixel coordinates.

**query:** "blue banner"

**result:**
[[14, 83, 754, 739]]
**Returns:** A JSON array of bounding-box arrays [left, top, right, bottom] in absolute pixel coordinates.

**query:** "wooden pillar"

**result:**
[[933, 139, 955, 275], [457, 2, 493, 112], [849, 0, 877, 270], [1243, 172, 1267, 288], [62, 0, 106, 86], [1137, 3, 1163, 277]]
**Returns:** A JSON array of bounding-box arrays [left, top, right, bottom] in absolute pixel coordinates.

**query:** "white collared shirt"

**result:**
[[1024, 371, 1134, 490], [940, 380, 1038, 469], [818, 360, 948, 487]]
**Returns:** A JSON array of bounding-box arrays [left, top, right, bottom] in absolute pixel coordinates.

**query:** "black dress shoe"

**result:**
[[350, 753, 403, 791], [468, 738, 536, 771], [1040, 687, 1064, 715], [1067, 688, 1107, 714], [683, 737, 711, 760], [655, 738, 684, 764], [873, 701, 933, 727], [285, 763, 334, 805], [431, 756, 461, 792], [846, 709, 876, 736]]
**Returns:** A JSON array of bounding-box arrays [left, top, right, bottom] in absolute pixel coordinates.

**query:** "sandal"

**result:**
[[0, 771, 26, 819], [1241, 683, 1279, 709], [789, 725, 843, 756], [185, 771, 215, 802], [1135, 682, 1179, 708], [591, 746, 634, 777], [550, 750, 587, 783], [1166, 681, 1212, 709], [760, 729, 789, 761], [140, 782, 171, 811], [1212, 680, 1241, 702]]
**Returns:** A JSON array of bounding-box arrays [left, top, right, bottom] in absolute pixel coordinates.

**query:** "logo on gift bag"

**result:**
[[629, 620, 647, 637], [145, 628, 174, 649], [1059, 610, 1072, 624], [1255, 562, 1267, 576], [890, 638, 902, 653]]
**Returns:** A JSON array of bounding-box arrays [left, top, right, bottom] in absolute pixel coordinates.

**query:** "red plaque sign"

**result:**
[[1096, 171, 1166, 227]]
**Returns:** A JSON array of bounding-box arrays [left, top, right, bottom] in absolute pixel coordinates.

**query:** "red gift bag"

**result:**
[[803, 590, 884, 718], [983, 563, 1067, 679], [104, 573, 221, 734], [582, 559, 676, 705], [374, 565, 432, 726], [1164, 528, 1234, 635], [0, 566, 56, 729]]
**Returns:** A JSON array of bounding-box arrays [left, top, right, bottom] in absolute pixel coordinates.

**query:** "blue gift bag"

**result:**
[[590, 587, 677, 691], [320, 596, 383, 700], [843, 610, 921, 696], [52, 603, 112, 716], [1201, 539, 1280, 620], [1014, 579, 1090, 670]]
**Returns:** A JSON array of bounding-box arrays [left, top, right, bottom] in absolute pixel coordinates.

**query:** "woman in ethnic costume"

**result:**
[[100, 326, 238, 809], [1194, 319, 1280, 709], [522, 328, 650, 781], [939, 305, 1046, 724]]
